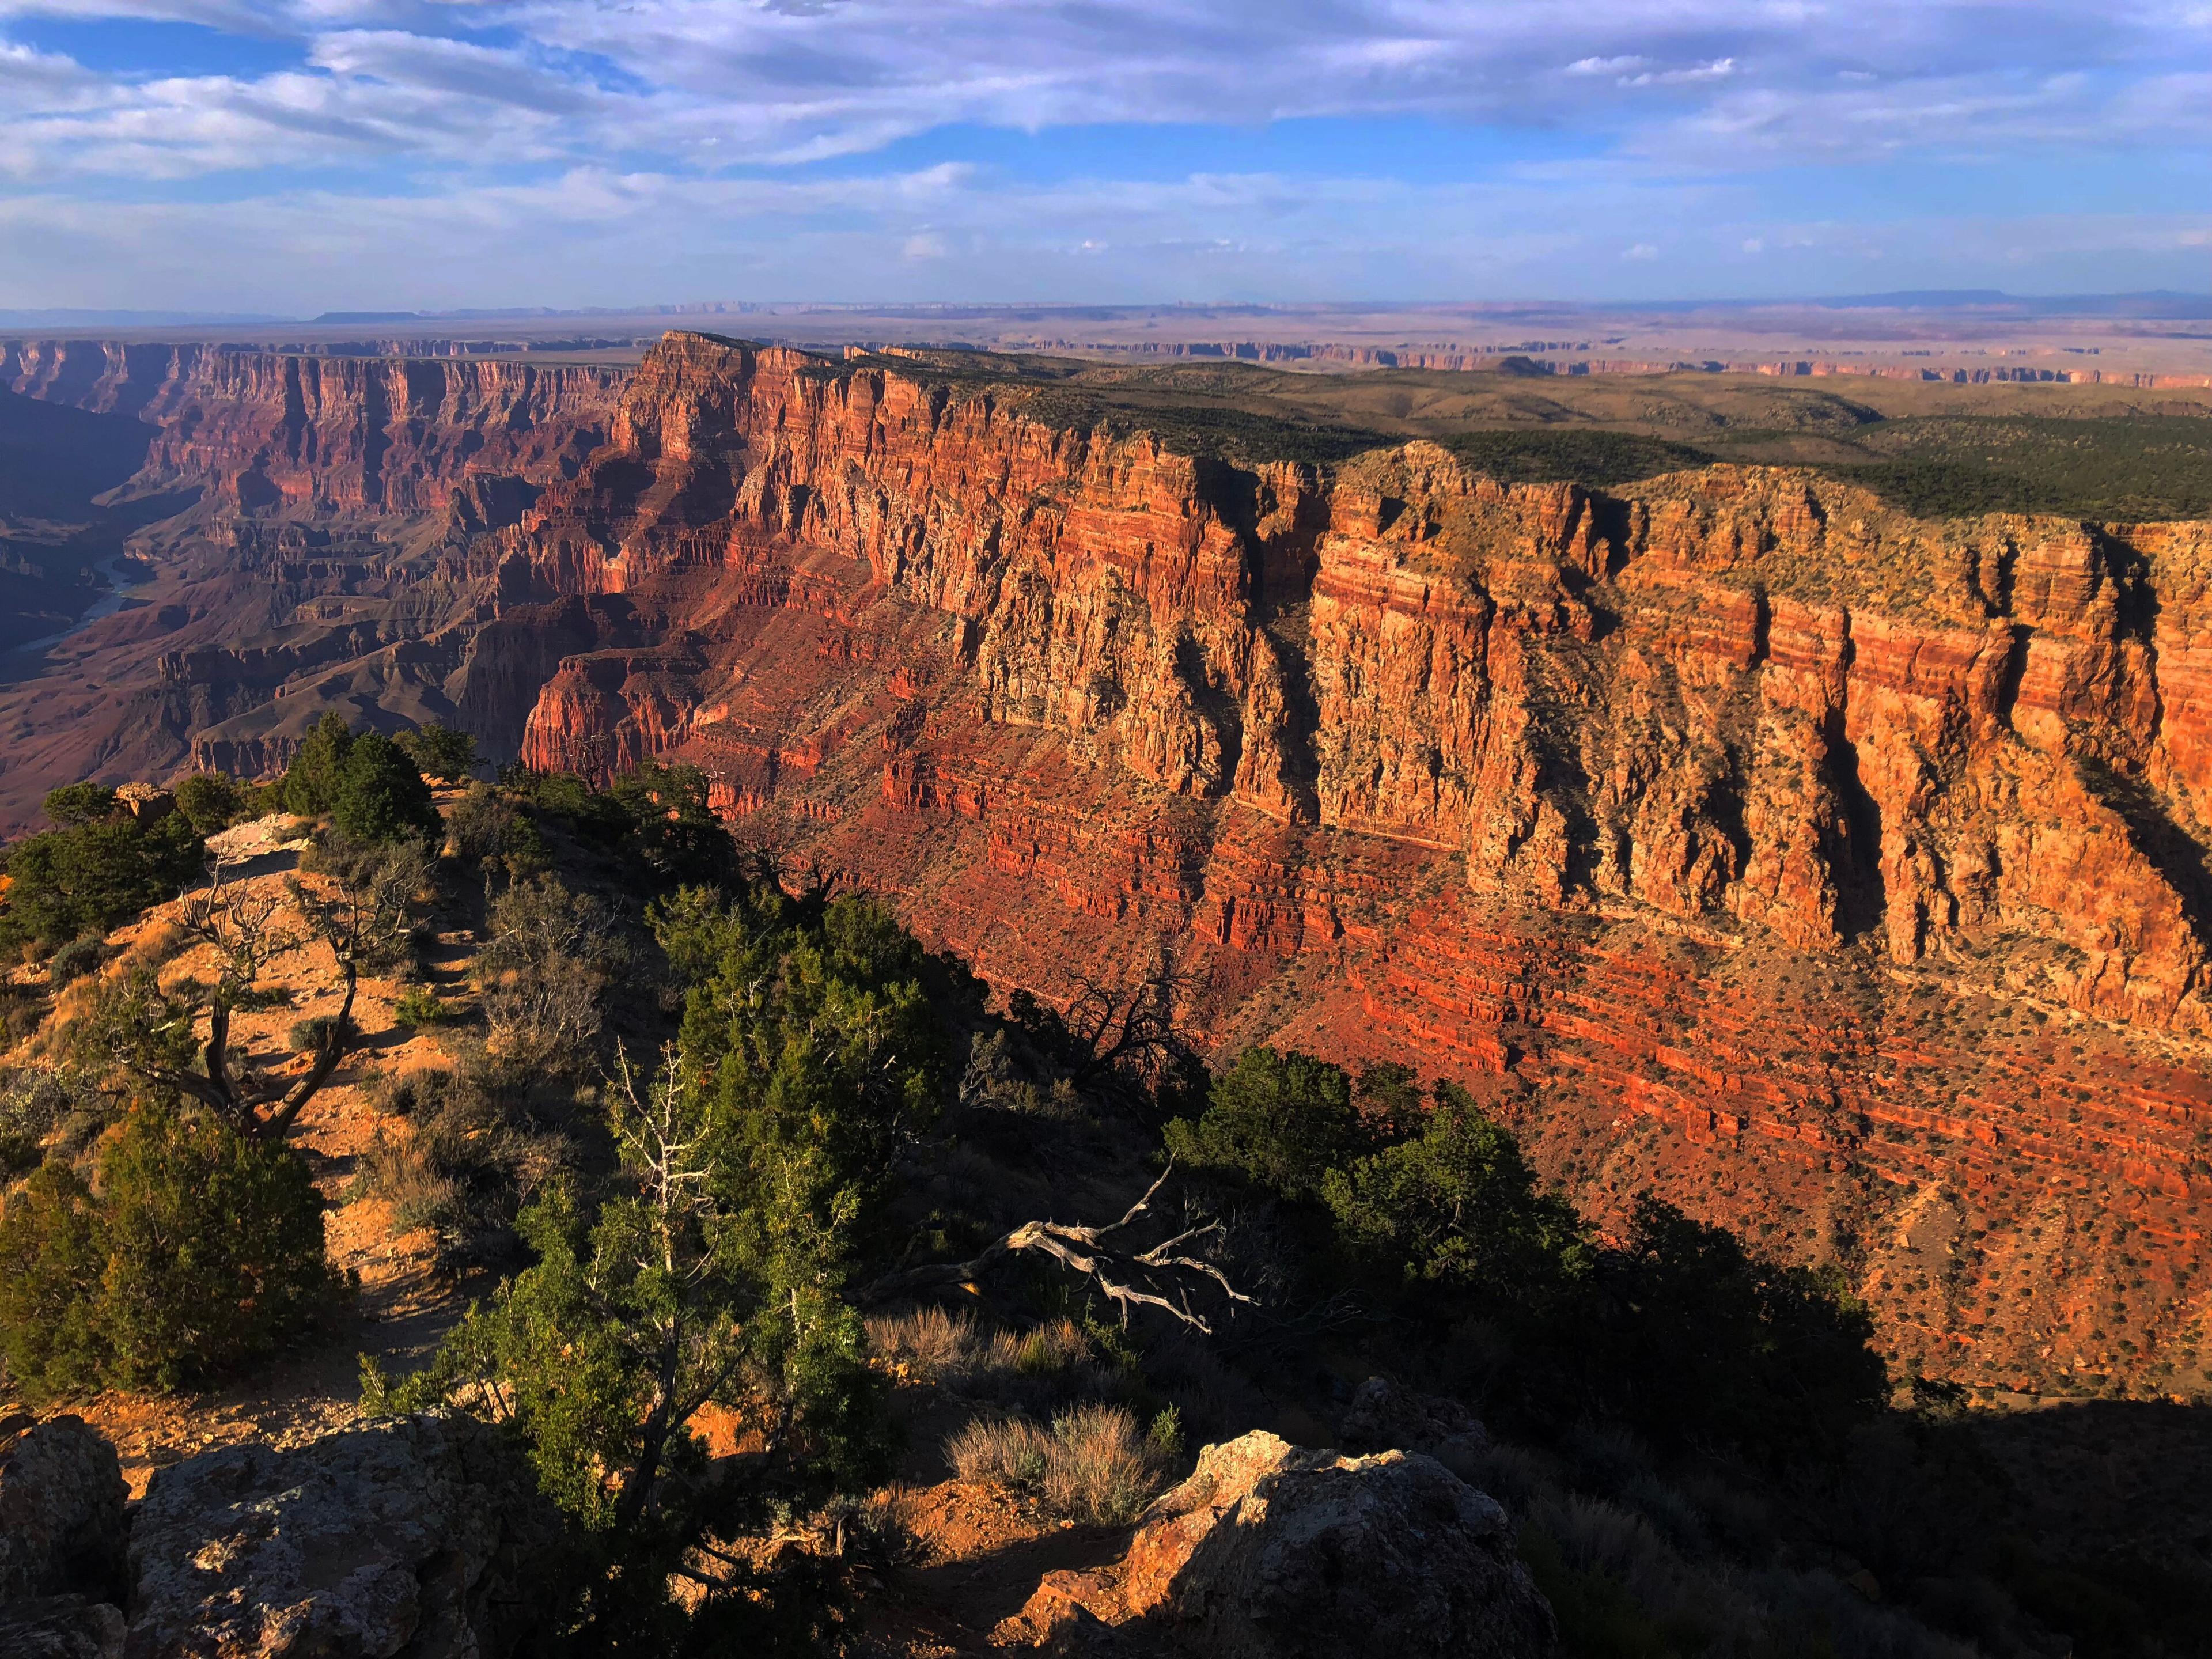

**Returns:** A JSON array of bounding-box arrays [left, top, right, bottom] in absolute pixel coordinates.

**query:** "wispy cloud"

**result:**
[[0, 0, 2206, 304]]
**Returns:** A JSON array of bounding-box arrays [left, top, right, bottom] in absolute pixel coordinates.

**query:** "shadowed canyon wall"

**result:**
[[10, 330, 2212, 1398], [1, 338, 626, 514], [0, 339, 628, 784]]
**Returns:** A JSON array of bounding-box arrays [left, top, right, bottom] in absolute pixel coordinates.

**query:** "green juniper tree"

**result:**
[[279, 711, 355, 816], [396, 721, 479, 786], [0, 1105, 349, 1400], [1165, 1044, 1373, 1202], [331, 733, 442, 845], [369, 882, 952, 1645], [0, 785, 204, 957], [172, 771, 249, 835]]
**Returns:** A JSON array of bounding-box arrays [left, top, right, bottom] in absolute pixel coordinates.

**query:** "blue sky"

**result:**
[[0, 1, 2207, 313]]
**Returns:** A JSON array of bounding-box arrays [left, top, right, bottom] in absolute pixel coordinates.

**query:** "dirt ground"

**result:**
[[2, 819, 481, 1494], [0, 818, 1161, 1652]]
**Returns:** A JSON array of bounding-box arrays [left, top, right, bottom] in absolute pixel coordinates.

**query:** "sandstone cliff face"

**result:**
[[0, 341, 631, 825], [1, 339, 222, 422], [4, 338, 625, 517], [506, 336, 2212, 1039], [490, 334, 2212, 1397]]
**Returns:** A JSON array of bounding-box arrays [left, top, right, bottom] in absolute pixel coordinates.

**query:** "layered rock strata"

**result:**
[[0, 343, 628, 806], [9, 330, 2212, 1396], [2, 339, 626, 515], [489, 334, 2212, 1396]]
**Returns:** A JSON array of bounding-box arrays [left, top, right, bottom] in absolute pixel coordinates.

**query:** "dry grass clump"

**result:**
[[990, 1317, 1093, 1378], [354, 1063, 574, 1269], [945, 1403, 1162, 1525], [946, 1414, 1052, 1488], [867, 1306, 1122, 1404], [841, 1483, 933, 1566], [866, 1304, 982, 1383]]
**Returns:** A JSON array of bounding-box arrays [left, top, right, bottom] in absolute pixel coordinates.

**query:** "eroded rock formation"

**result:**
[[1012, 1429, 1555, 1657], [7, 330, 2211, 1396], [126, 1414, 563, 1659], [483, 334, 2212, 1396], [0, 1416, 128, 1607], [0, 340, 627, 798], [2, 339, 624, 516]]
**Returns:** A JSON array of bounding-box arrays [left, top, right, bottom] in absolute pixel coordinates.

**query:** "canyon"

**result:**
[[7, 329, 2212, 1400]]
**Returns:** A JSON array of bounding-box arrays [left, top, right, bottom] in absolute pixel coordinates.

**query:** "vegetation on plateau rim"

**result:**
[[2, 719, 2209, 1656], [806, 341, 2212, 520]]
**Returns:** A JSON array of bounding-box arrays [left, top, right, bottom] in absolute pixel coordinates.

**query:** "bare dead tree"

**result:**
[[85, 839, 429, 1138], [858, 1160, 1254, 1334]]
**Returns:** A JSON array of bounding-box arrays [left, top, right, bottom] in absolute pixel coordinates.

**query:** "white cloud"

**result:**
[[0, 1, 2206, 302], [0, 1, 2199, 183]]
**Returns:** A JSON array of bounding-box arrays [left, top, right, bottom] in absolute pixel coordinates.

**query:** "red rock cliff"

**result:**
[[499, 333, 2212, 1398], [3, 339, 627, 514]]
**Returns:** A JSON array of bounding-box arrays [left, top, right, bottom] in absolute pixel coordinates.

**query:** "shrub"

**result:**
[[0, 1066, 68, 1176], [0, 1162, 110, 1399], [96, 1109, 350, 1389], [172, 771, 248, 835], [0, 983, 48, 1045], [0, 805, 205, 955], [287, 1013, 357, 1055], [444, 783, 539, 870], [395, 722, 479, 786], [475, 874, 626, 1074], [1165, 1045, 1371, 1200], [46, 934, 105, 985], [392, 986, 452, 1028], [1323, 1082, 1592, 1311], [42, 782, 116, 827], [354, 1067, 572, 1270], [0, 1107, 350, 1398], [331, 733, 441, 845], [945, 1403, 1162, 1524], [508, 761, 735, 888], [279, 711, 354, 816], [1146, 1404, 1184, 1461]]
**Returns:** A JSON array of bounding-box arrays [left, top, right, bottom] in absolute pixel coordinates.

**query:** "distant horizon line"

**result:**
[[4, 289, 2212, 331]]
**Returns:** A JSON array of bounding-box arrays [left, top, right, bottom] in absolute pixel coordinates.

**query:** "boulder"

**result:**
[[1020, 1430, 1554, 1658], [0, 1596, 128, 1659], [113, 785, 175, 824], [0, 1416, 130, 1605], [126, 1414, 566, 1659], [1337, 1374, 1490, 1480]]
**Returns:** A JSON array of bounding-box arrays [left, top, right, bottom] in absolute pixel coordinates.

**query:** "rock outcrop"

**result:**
[[126, 1414, 565, 1659], [0, 1597, 128, 1659], [1336, 1376, 1490, 1479], [0, 1416, 130, 1607], [1014, 1430, 1554, 1657]]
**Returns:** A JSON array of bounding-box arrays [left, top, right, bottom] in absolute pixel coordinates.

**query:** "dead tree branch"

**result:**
[[857, 1160, 1255, 1334]]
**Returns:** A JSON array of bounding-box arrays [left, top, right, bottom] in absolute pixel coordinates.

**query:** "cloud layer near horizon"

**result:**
[[1, 0, 2207, 310]]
